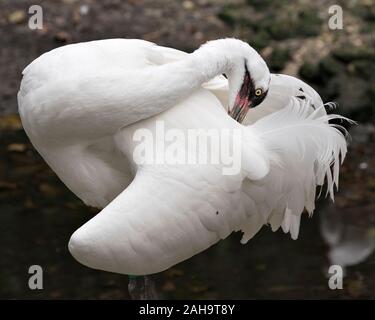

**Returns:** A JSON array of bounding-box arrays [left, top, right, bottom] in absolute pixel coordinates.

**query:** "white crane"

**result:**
[[18, 38, 349, 297]]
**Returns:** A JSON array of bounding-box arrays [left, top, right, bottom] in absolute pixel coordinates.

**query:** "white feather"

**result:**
[[240, 97, 350, 241], [17, 38, 351, 274]]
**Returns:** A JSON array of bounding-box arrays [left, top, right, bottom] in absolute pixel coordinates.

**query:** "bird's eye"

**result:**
[[255, 89, 263, 96]]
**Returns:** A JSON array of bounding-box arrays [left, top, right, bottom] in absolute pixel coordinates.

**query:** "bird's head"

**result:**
[[227, 43, 270, 122]]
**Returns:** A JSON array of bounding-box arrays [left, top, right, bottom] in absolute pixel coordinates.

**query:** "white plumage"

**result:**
[[18, 38, 349, 275]]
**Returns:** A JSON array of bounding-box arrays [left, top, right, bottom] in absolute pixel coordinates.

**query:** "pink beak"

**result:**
[[228, 94, 252, 123]]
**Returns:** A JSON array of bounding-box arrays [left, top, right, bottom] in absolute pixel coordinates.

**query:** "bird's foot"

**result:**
[[128, 275, 158, 300]]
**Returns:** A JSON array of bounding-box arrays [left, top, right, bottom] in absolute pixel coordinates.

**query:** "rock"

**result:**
[[182, 1, 195, 10], [162, 281, 176, 292], [8, 10, 26, 24], [0, 114, 22, 131], [7, 143, 27, 152], [54, 31, 72, 44]]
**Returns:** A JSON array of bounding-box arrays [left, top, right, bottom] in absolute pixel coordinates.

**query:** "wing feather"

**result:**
[[241, 97, 350, 241]]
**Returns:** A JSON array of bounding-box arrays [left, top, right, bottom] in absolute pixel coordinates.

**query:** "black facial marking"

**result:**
[[231, 62, 270, 123], [239, 64, 253, 100], [296, 95, 306, 100], [299, 87, 304, 92], [242, 64, 268, 107], [253, 89, 268, 106]]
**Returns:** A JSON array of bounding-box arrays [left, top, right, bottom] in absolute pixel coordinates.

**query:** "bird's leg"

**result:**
[[128, 275, 158, 300]]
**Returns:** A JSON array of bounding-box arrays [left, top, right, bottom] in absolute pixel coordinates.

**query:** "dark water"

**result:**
[[1, 0, 375, 300], [0, 122, 374, 299]]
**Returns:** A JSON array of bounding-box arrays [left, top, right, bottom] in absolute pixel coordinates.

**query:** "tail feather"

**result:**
[[241, 97, 351, 241]]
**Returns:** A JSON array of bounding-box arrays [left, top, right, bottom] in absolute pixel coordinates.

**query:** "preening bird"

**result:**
[[18, 38, 349, 277]]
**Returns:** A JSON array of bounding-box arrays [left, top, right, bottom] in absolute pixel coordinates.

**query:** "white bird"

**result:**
[[18, 38, 349, 276]]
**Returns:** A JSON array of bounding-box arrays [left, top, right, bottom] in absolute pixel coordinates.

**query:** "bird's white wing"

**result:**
[[68, 88, 271, 275], [241, 97, 349, 241], [68, 165, 247, 275], [148, 45, 343, 241], [38, 42, 348, 273], [68, 89, 349, 274]]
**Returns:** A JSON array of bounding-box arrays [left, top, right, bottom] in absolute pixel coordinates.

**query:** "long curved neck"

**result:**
[[156, 39, 246, 109], [188, 40, 237, 83], [25, 39, 248, 143]]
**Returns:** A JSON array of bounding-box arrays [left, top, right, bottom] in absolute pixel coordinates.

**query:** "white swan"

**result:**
[[18, 38, 348, 275]]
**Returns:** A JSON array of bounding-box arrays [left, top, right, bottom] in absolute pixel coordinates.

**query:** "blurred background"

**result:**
[[0, 0, 374, 299]]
